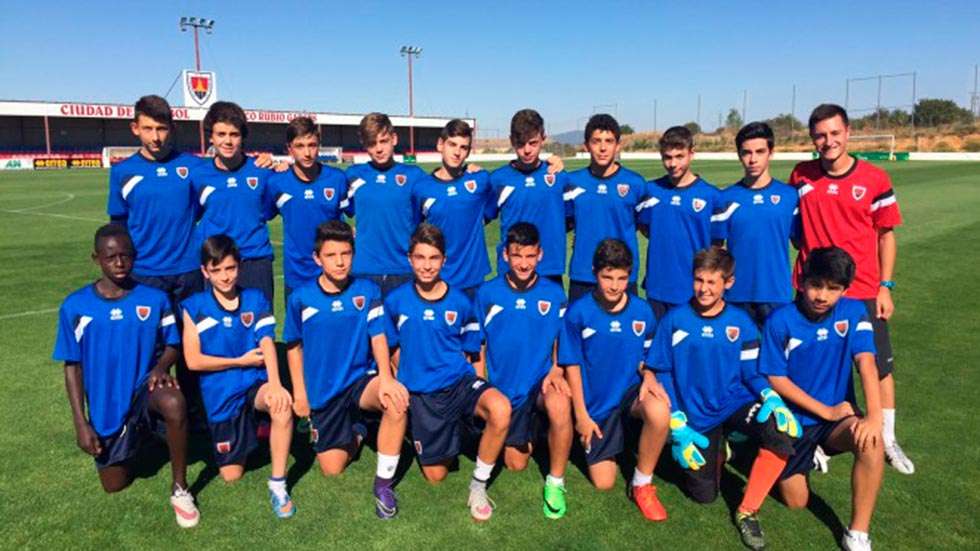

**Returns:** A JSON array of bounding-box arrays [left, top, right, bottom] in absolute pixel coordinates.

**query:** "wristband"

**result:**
[[880, 280, 896, 290]]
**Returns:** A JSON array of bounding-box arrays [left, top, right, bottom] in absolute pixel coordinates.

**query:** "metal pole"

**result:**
[[44, 115, 51, 155], [193, 27, 201, 70], [912, 71, 917, 131], [696, 94, 701, 131], [408, 53, 414, 155], [876, 75, 883, 129], [973, 65, 978, 116], [845, 78, 850, 111], [791, 84, 797, 134]]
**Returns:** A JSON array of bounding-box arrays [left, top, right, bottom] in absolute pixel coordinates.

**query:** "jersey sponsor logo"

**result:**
[[176, 166, 189, 179], [331, 300, 343, 313], [701, 325, 714, 338], [726, 325, 740, 342], [352, 295, 365, 310], [753, 194, 764, 205], [227, 177, 238, 188], [770, 194, 781, 205], [617, 183, 630, 198], [852, 185, 866, 201], [544, 173, 556, 187], [834, 319, 849, 337], [632, 320, 646, 337], [240, 312, 254, 327], [247, 177, 259, 190], [136, 305, 151, 321], [216, 441, 232, 454], [515, 298, 527, 310], [609, 320, 622, 333], [395, 174, 407, 186], [156, 167, 168, 177], [444, 310, 458, 325], [537, 300, 551, 315], [464, 179, 478, 193], [222, 316, 233, 328], [324, 188, 335, 201], [110, 308, 123, 321], [692, 198, 706, 212], [597, 184, 608, 195], [817, 327, 829, 341]]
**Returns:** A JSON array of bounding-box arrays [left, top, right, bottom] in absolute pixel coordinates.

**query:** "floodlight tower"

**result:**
[[180, 16, 214, 154], [401, 46, 422, 156]]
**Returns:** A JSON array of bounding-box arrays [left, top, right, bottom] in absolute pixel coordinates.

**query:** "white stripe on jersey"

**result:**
[[348, 178, 366, 195], [120, 176, 143, 201], [671, 329, 689, 347], [711, 202, 740, 222], [558, 307, 567, 318], [422, 198, 436, 215], [159, 314, 176, 327], [255, 316, 276, 331], [797, 184, 814, 198], [301, 306, 319, 322], [870, 195, 896, 212], [195, 317, 218, 333], [497, 186, 515, 208], [792, 207, 799, 216], [563, 187, 586, 201], [483, 304, 504, 327], [339, 198, 350, 209], [276, 193, 293, 209], [856, 320, 873, 332], [644, 338, 653, 349], [462, 322, 480, 333], [581, 327, 596, 339], [367, 305, 384, 322], [740, 347, 760, 360], [397, 314, 408, 329], [74, 315, 93, 342], [199, 185, 216, 206], [784, 337, 803, 359], [634, 196, 660, 212]]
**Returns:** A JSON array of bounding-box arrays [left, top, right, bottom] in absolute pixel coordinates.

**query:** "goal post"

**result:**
[[101, 146, 141, 167], [848, 134, 896, 161]]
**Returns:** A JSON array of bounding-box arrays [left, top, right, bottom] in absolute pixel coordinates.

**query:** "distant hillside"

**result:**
[[550, 129, 582, 145]]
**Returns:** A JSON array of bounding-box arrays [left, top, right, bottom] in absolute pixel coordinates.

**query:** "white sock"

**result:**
[[470, 458, 494, 490], [882, 408, 896, 446], [632, 468, 652, 487], [268, 477, 288, 500], [847, 529, 870, 542], [376, 453, 400, 479], [546, 474, 565, 487]]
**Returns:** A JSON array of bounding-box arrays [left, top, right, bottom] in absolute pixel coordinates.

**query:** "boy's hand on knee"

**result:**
[[265, 384, 293, 415], [851, 416, 882, 452], [147, 367, 178, 392], [75, 422, 102, 456], [670, 411, 708, 470], [379, 377, 409, 413]]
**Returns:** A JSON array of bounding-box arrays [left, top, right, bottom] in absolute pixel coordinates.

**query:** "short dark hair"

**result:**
[[693, 246, 735, 279], [510, 109, 545, 146], [735, 121, 774, 152], [359, 112, 394, 146], [659, 126, 694, 151], [286, 116, 319, 144], [808, 103, 849, 132], [409, 223, 446, 255], [592, 238, 632, 274], [204, 101, 249, 139], [201, 234, 241, 267], [505, 221, 540, 248], [584, 114, 620, 143], [133, 95, 173, 126], [93, 223, 132, 253], [440, 119, 473, 141], [802, 246, 856, 287], [314, 220, 354, 253]]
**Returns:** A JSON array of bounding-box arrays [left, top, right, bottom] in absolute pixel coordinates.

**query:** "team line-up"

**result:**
[[54, 95, 914, 551]]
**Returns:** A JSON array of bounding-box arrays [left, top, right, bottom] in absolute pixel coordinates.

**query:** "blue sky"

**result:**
[[1, 1, 977, 135]]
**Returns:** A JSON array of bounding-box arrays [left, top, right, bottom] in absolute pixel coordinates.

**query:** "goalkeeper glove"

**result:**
[[756, 388, 802, 438], [670, 411, 709, 470]]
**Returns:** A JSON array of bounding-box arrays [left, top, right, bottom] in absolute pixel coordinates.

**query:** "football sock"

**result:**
[[847, 529, 870, 541], [631, 468, 652, 488], [882, 408, 896, 446], [376, 453, 399, 480], [268, 476, 288, 501], [546, 474, 565, 487], [470, 458, 494, 491], [739, 448, 788, 514]]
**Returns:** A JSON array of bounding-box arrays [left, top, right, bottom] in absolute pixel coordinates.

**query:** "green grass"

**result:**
[[1, 160, 979, 549]]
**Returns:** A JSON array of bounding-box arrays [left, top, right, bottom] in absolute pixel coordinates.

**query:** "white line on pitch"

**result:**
[[6, 193, 77, 212], [0, 307, 59, 321], [0, 209, 103, 223]]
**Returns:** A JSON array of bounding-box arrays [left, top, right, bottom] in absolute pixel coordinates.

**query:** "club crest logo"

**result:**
[[310, 428, 319, 444], [464, 180, 478, 193], [851, 186, 866, 201], [444, 310, 458, 325], [240, 312, 254, 327], [726, 326, 740, 342], [176, 166, 189, 179], [324, 188, 335, 201], [770, 194, 781, 205], [632, 320, 646, 337], [395, 174, 407, 186], [136, 306, 151, 321], [834, 319, 849, 337], [544, 174, 556, 187], [538, 300, 552, 315], [692, 198, 706, 212], [216, 441, 231, 454], [414, 440, 423, 454], [186, 71, 214, 105], [352, 296, 365, 310], [617, 184, 630, 198], [246, 177, 258, 190]]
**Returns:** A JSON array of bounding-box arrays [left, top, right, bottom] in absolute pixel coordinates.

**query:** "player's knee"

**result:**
[[318, 462, 346, 477], [687, 484, 719, 505], [269, 408, 292, 426], [592, 477, 616, 491], [155, 390, 187, 422], [422, 469, 448, 484], [642, 397, 670, 427], [504, 452, 529, 471], [384, 405, 407, 424], [781, 488, 809, 509], [545, 394, 572, 425], [487, 397, 512, 430], [100, 477, 132, 494], [220, 470, 243, 483]]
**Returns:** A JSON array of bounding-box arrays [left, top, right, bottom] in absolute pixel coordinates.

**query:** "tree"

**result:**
[[620, 124, 635, 135], [683, 121, 702, 134], [725, 108, 743, 131], [764, 113, 804, 135], [914, 99, 973, 127]]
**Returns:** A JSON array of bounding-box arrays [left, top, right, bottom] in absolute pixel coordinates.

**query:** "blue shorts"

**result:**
[[780, 416, 852, 480], [585, 384, 641, 465], [237, 256, 275, 304], [208, 382, 265, 467], [505, 385, 543, 448], [309, 373, 375, 454], [94, 385, 154, 470], [134, 269, 204, 314], [409, 374, 493, 465]]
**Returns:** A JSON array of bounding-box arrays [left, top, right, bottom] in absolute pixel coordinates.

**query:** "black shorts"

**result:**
[[134, 269, 204, 315], [780, 416, 853, 480], [94, 385, 155, 470], [309, 374, 375, 454], [681, 401, 797, 504], [362, 274, 413, 298], [237, 256, 274, 304], [585, 384, 641, 466], [568, 281, 638, 304], [505, 385, 544, 448], [730, 301, 787, 329], [861, 299, 894, 379], [207, 382, 265, 467], [646, 298, 678, 321], [409, 374, 493, 465]]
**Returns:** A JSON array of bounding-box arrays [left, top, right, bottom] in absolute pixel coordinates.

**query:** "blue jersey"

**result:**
[[384, 283, 481, 393], [267, 166, 349, 289], [476, 275, 567, 407], [181, 288, 276, 423], [283, 278, 385, 409], [53, 284, 178, 437], [646, 303, 765, 432], [638, 176, 725, 304], [192, 157, 274, 260], [758, 298, 876, 427], [565, 165, 647, 283], [412, 170, 493, 288], [558, 294, 656, 422], [346, 162, 428, 276], [485, 163, 569, 277], [106, 152, 201, 276], [716, 180, 800, 304]]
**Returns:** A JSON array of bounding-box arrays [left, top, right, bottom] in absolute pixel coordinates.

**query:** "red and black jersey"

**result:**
[[788, 158, 902, 299]]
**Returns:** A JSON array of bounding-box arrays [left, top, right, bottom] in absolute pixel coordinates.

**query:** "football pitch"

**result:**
[[1, 159, 978, 549]]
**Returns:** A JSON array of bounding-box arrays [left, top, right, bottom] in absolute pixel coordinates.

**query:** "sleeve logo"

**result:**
[[617, 183, 630, 198], [537, 300, 552, 315], [544, 174, 556, 187], [632, 320, 646, 336], [395, 174, 407, 186], [726, 325, 740, 342], [444, 310, 458, 325], [851, 186, 866, 201], [834, 319, 849, 337], [352, 295, 366, 310], [324, 188, 335, 201], [692, 198, 706, 212], [240, 312, 254, 327], [176, 166, 189, 179], [247, 177, 259, 190], [136, 305, 151, 321]]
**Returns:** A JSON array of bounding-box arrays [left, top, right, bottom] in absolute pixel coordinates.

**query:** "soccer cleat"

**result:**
[[813, 446, 831, 474], [269, 488, 296, 519], [735, 510, 766, 550], [630, 484, 667, 522], [841, 531, 872, 551], [170, 485, 200, 528], [374, 485, 399, 520], [542, 480, 567, 520], [885, 442, 915, 475], [467, 486, 496, 522]]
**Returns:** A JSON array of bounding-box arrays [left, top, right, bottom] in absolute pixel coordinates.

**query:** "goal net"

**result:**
[[101, 146, 141, 166]]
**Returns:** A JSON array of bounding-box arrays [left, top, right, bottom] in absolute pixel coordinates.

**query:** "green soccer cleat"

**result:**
[[735, 510, 766, 550], [542, 480, 567, 519]]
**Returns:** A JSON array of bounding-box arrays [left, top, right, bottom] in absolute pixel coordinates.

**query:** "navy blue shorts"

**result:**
[[730, 301, 786, 328], [94, 385, 154, 470], [505, 385, 543, 448], [585, 384, 641, 465], [362, 274, 413, 298], [208, 382, 265, 467], [309, 373, 375, 454], [568, 281, 638, 304], [237, 256, 274, 304], [780, 416, 852, 480], [409, 374, 493, 465], [134, 269, 204, 314]]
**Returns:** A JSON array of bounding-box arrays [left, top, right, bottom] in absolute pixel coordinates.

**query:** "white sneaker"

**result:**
[[885, 442, 915, 474], [841, 530, 872, 551], [813, 445, 831, 474], [170, 485, 200, 528], [467, 485, 496, 522]]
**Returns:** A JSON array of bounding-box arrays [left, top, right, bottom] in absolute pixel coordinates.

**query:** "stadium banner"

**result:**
[[0, 158, 33, 170], [32, 155, 102, 170], [182, 70, 218, 108]]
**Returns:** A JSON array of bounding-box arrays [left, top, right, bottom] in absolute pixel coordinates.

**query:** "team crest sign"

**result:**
[[182, 70, 218, 108]]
